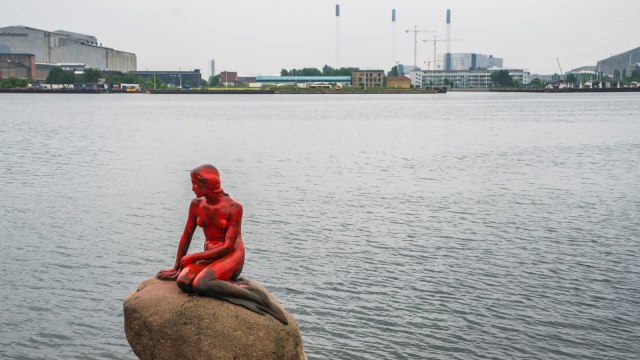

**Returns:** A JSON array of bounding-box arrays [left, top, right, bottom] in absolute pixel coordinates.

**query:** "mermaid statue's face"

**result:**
[[191, 177, 207, 198]]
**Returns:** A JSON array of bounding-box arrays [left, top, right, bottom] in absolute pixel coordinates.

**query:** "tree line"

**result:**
[[280, 65, 353, 76], [612, 65, 640, 82], [0, 68, 141, 88], [0, 77, 29, 89], [4, 65, 639, 90], [45, 68, 149, 88], [44, 67, 215, 89], [279, 65, 406, 77]]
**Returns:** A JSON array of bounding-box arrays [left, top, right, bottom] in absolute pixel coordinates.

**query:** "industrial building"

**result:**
[[0, 26, 136, 73], [446, 53, 503, 71], [0, 53, 35, 80], [219, 71, 237, 86], [236, 77, 257, 87], [596, 46, 640, 77], [255, 76, 351, 87], [409, 69, 530, 88], [351, 70, 385, 87], [132, 70, 202, 88], [399, 53, 504, 74], [397, 64, 420, 75]]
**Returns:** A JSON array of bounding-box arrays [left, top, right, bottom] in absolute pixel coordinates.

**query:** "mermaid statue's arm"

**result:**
[[157, 199, 198, 280]]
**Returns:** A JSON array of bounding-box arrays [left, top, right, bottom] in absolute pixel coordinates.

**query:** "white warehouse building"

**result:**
[[0, 26, 136, 72], [410, 69, 531, 88]]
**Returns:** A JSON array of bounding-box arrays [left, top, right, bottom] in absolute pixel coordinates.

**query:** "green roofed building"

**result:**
[[256, 76, 351, 86]]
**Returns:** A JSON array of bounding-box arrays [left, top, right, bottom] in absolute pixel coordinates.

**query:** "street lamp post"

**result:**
[[364, 69, 367, 91]]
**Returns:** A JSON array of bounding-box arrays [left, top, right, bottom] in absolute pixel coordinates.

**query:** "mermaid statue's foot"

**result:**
[[246, 286, 289, 325]]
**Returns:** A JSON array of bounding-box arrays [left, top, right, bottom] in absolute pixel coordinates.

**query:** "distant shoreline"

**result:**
[[1, 87, 638, 94], [0, 88, 447, 95], [455, 87, 640, 93]]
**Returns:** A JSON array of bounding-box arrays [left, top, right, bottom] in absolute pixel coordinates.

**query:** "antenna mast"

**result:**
[[336, 4, 341, 68]]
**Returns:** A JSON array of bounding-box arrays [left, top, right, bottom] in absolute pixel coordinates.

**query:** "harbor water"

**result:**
[[1, 92, 639, 359]]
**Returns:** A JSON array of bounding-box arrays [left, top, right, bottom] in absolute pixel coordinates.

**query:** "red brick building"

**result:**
[[219, 71, 237, 86], [0, 53, 36, 80]]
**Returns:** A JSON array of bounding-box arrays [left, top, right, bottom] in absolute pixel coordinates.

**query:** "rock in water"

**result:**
[[124, 277, 306, 360]]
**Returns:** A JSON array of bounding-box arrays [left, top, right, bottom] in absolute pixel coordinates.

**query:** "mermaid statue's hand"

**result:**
[[157, 268, 180, 280]]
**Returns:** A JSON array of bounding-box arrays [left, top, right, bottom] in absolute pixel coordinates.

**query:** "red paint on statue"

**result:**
[[157, 164, 244, 286], [157, 164, 287, 324]]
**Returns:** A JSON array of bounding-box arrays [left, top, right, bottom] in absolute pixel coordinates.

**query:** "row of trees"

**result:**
[[0, 68, 155, 89], [45, 67, 210, 89], [490, 70, 515, 87], [612, 65, 640, 82], [45, 67, 146, 86], [0, 77, 29, 88], [563, 72, 601, 84], [558, 66, 640, 86], [4, 66, 214, 89], [490, 70, 544, 88], [387, 66, 400, 77], [280, 65, 409, 78], [280, 65, 353, 76], [280, 64, 407, 78]]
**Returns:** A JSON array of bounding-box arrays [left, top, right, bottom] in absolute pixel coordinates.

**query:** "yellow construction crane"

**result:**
[[556, 57, 564, 80]]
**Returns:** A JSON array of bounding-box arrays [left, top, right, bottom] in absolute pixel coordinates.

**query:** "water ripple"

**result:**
[[1, 93, 639, 359]]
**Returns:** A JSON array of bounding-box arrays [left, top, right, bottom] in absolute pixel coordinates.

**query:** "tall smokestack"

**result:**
[[336, 4, 341, 68], [445, 9, 451, 71], [392, 9, 396, 71]]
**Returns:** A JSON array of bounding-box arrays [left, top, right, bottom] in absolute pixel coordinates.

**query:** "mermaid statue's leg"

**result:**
[[176, 262, 209, 293], [193, 268, 288, 325]]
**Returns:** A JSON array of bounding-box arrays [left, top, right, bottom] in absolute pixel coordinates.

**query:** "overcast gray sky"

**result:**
[[2, 0, 638, 77]]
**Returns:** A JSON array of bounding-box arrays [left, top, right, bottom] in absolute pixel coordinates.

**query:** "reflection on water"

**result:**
[[1, 93, 639, 359]]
